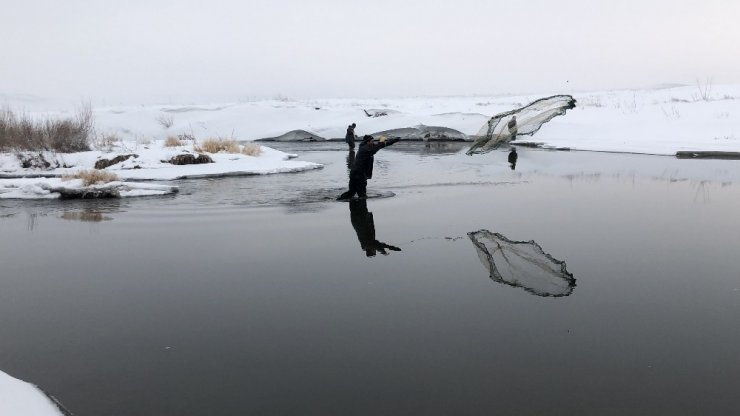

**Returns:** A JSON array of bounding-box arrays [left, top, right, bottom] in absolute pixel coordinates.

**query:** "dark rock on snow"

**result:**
[[167, 153, 214, 165], [95, 154, 138, 169]]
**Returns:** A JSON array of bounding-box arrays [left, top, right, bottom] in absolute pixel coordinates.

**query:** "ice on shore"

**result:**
[[0, 142, 322, 199], [0, 370, 65, 416]]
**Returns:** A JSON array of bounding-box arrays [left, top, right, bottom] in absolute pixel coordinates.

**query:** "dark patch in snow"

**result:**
[[675, 151, 740, 159], [369, 125, 468, 141], [166, 153, 214, 165], [257, 130, 326, 142], [95, 154, 138, 169]]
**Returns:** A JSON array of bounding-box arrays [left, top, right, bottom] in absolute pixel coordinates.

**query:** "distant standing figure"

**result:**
[[507, 115, 518, 141], [508, 147, 518, 170], [345, 123, 357, 149], [337, 135, 400, 200]]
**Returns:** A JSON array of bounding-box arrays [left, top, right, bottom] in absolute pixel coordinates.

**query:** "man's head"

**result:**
[[351, 123, 356, 127], [362, 135, 374, 143]]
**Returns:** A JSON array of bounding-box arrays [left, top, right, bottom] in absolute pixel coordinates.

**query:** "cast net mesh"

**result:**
[[467, 95, 576, 155], [467, 230, 576, 297]]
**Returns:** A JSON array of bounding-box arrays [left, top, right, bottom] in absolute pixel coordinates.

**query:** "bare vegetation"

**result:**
[[0, 105, 93, 152], [694, 77, 713, 101], [177, 132, 196, 142], [194, 138, 241, 153], [156, 113, 174, 129], [661, 105, 681, 120], [272, 93, 291, 102], [62, 169, 120, 186], [580, 95, 603, 108], [164, 136, 184, 147], [92, 132, 122, 151], [241, 142, 262, 156]]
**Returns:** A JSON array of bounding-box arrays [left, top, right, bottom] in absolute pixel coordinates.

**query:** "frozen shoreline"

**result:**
[[0, 143, 322, 199], [0, 370, 65, 416], [1, 84, 739, 199]]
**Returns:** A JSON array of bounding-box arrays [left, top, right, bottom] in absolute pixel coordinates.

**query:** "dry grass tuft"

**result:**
[[194, 138, 241, 154], [156, 113, 174, 129], [164, 136, 184, 147], [241, 142, 262, 156], [93, 132, 122, 151], [63, 169, 120, 186], [1, 105, 93, 152]]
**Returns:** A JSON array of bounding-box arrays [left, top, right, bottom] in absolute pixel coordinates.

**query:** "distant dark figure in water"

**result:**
[[345, 122, 357, 149], [507, 115, 518, 141], [508, 147, 518, 170], [349, 199, 401, 257], [337, 135, 400, 200]]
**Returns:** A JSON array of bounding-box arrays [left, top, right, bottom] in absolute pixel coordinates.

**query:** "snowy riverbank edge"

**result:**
[[0, 370, 68, 416], [0, 143, 322, 199]]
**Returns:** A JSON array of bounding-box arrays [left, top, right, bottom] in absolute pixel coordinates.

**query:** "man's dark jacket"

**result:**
[[351, 138, 400, 179]]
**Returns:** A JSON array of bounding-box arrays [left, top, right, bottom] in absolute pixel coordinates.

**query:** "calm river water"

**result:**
[[1, 143, 739, 415]]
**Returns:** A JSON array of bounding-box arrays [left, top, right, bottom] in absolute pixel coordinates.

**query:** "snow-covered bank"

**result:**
[[0, 142, 321, 181], [2, 85, 738, 199], [0, 142, 322, 199], [0, 370, 65, 416], [5, 84, 738, 156]]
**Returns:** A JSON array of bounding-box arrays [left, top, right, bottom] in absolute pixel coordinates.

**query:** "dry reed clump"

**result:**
[[0, 105, 93, 152], [93, 132, 122, 151], [164, 136, 184, 147], [156, 113, 174, 129], [241, 142, 262, 156], [194, 138, 241, 154], [63, 169, 120, 186]]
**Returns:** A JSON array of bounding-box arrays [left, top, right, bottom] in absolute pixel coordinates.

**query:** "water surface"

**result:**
[[1, 144, 739, 415]]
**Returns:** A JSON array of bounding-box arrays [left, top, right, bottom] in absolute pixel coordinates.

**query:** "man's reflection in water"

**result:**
[[508, 147, 518, 170], [346, 149, 355, 174], [349, 199, 401, 257]]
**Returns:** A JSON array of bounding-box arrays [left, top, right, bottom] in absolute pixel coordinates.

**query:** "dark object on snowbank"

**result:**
[[0, 106, 93, 152], [675, 151, 740, 160], [467, 95, 576, 155], [369, 125, 468, 141], [468, 229, 576, 297], [257, 130, 326, 142], [48, 183, 178, 199], [364, 108, 400, 117], [167, 153, 214, 165], [364, 109, 388, 117], [259, 126, 467, 143], [57, 187, 121, 199], [17, 152, 54, 169], [95, 154, 138, 169]]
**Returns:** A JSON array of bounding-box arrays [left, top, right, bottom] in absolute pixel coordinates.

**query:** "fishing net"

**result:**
[[467, 230, 576, 297], [467, 95, 576, 155]]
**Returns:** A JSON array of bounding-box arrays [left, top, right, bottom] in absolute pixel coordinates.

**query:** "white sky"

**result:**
[[2, 0, 740, 101]]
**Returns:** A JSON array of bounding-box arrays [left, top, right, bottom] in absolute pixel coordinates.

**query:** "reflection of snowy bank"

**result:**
[[0, 370, 67, 416], [0, 177, 178, 199]]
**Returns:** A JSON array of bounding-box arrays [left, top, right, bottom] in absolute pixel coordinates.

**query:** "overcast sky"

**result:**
[[2, 0, 739, 101]]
